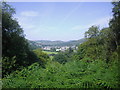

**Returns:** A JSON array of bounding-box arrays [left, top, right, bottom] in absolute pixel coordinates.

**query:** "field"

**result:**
[[42, 50, 58, 59], [42, 51, 58, 54]]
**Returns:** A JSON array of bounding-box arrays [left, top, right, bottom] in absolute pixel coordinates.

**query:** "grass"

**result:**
[[42, 50, 58, 59], [42, 51, 58, 54]]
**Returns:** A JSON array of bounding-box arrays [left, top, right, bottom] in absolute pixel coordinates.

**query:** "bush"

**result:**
[[53, 53, 68, 64], [2, 59, 119, 88]]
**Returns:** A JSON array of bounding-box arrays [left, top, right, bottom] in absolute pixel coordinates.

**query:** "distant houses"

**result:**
[[60, 46, 69, 51], [56, 48, 61, 52], [42, 46, 51, 50], [29, 39, 86, 50], [41, 46, 78, 52], [30, 41, 79, 52]]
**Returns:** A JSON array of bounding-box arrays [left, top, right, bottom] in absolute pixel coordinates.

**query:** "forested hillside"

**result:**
[[2, 2, 120, 88], [28, 38, 86, 50], [34, 38, 86, 46]]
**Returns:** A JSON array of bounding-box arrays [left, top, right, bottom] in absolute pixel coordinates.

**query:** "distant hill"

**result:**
[[34, 40, 64, 46], [28, 38, 87, 49]]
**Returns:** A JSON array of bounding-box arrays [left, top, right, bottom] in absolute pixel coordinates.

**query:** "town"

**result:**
[[41, 46, 78, 52], [28, 39, 83, 52]]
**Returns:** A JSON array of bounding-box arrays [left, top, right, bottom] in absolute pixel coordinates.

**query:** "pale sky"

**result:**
[[9, 2, 113, 41]]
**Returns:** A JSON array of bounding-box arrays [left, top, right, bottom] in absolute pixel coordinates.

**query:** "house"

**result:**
[[56, 48, 61, 52], [43, 46, 51, 50]]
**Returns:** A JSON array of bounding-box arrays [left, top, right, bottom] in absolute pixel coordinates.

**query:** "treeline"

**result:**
[[2, 2, 47, 77], [2, 2, 120, 88]]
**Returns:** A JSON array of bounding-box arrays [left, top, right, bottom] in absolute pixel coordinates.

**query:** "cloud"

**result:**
[[72, 16, 112, 30], [14, 11, 39, 31], [20, 11, 39, 17], [15, 14, 59, 40]]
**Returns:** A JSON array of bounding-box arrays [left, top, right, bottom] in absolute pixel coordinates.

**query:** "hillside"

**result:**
[[28, 38, 87, 49]]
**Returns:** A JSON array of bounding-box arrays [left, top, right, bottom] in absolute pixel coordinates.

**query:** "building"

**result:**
[[43, 46, 51, 50]]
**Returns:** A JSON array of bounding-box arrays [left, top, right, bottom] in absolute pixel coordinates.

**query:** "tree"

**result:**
[[33, 48, 49, 65], [109, 1, 120, 51], [2, 2, 38, 77], [53, 53, 68, 64], [85, 26, 99, 39], [76, 26, 114, 62]]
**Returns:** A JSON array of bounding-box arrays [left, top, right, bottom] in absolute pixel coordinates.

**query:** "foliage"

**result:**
[[2, 57, 16, 77], [42, 51, 58, 59], [2, 2, 39, 77], [85, 26, 99, 39], [53, 53, 68, 64], [75, 26, 118, 63], [109, 1, 120, 50], [2, 2, 119, 89], [2, 59, 119, 88], [33, 49, 50, 65], [32, 38, 86, 47]]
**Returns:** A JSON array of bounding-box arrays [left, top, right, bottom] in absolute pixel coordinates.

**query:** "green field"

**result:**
[[42, 51, 58, 54], [42, 51, 58, 59]]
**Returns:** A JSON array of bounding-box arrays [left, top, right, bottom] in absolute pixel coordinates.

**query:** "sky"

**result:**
[[9, 2, 113, 41]]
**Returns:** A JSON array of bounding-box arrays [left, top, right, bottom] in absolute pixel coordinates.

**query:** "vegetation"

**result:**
[[2, 2, 45, 77], [2, 60, 119, 88], [42, 51, 58, 55], [29, 38, 86, 48], [2, 1, 120, 89]]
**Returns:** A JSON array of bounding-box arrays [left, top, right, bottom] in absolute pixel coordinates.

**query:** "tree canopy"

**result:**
[[2, 2, 38, 77]]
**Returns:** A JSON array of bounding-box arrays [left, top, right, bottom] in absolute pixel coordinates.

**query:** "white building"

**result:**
[[43, 46, 51, 50], [56, 48, 61, 51]]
